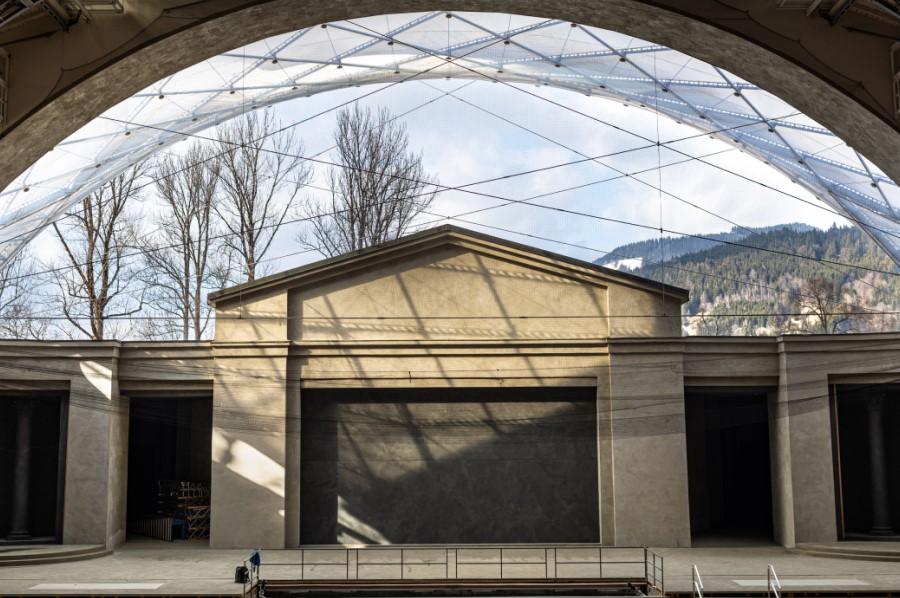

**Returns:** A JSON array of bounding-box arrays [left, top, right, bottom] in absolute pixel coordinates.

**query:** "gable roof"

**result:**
[[208, 225, 689, 305]]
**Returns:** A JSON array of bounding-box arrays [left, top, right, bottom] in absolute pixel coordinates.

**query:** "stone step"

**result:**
[[0, 545, 110, 567], [789, 543, 900, 562]]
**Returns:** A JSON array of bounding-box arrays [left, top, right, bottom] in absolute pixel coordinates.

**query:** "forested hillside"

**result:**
[[596, 225, 900, 335], [596, 223, 814, 270]]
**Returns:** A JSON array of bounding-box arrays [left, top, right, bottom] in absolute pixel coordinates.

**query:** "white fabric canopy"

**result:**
[[2, 11, 898, 264]]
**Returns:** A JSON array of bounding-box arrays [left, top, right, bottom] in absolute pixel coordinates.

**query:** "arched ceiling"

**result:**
[[0, 2, 899, 265]]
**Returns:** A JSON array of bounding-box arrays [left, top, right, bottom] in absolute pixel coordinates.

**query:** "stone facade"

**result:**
[[1, 227, 899, 549]]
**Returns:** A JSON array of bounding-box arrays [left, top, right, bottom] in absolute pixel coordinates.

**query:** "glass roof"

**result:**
[[1, 11, 899, 264]]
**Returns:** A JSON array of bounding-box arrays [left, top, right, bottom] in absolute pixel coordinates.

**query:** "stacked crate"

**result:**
[[158, 480, 211, 539]]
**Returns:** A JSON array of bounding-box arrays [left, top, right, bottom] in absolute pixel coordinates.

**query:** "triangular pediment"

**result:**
[[209, 225, 686, 304], [210, 226, 687, 342]]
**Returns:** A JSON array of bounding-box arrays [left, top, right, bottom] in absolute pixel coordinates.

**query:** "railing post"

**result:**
[[767, 564, 781, 598], [644, 547, 648, 586], [660, 554, 664, 595]]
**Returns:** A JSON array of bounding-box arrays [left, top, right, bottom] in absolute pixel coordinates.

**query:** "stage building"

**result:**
[[0, 226, 898, 550]]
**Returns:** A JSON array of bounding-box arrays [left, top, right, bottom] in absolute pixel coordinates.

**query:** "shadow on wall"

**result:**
[[300, 387, 599, 545]]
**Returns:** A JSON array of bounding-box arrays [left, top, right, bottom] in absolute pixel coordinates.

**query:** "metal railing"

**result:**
[[767, 563, 781, 598], [691, 563, 703, 598], [645, 547, 664, 594], [241, 545, 664, 597]]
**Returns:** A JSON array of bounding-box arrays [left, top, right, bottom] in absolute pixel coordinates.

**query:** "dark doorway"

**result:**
[[685, 388, 774, 544], [832, 384, 900, 540], [300, 387, 599, 544], [0, 393, 67, 544], [126, 396, 212, 538]]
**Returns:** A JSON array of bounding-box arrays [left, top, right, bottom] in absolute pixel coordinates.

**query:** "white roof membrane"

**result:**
[[1, 11, 898, 264]]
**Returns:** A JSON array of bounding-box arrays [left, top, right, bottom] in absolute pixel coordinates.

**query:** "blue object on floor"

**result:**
[[172, 519, 186, 540]]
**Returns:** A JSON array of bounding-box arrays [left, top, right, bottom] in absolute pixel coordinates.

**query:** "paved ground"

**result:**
[[656, 544, 900, 594], [0, 538, 898, 595]]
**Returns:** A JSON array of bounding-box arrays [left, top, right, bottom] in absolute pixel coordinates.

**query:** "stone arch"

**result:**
[[0, 1, 897, 259], [1, 1, 897, 188]]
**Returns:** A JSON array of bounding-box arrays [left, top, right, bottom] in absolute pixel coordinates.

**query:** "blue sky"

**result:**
[[258, 79, 848, 271]]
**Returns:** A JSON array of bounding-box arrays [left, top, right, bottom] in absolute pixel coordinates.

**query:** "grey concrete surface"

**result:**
[[0, 540, 900, 595]]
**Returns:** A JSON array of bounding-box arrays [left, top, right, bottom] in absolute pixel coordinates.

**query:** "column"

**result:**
[[864, 390, 894, 536], [7, 399, 35, 541]]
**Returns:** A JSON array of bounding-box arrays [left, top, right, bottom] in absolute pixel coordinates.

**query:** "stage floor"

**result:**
[[0, 539, 898, 595]]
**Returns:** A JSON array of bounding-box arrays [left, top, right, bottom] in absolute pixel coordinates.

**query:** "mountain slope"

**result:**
[[595, 223, 815, 270], [596, 225, 900, 335]]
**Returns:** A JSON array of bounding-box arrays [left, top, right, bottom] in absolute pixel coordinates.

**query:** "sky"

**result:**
[[243, 79, 848, 273], [27, 77, 851, 276]]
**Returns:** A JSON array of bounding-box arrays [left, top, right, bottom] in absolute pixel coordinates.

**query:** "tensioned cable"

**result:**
[[415, 80, 869, 236], [9, 158, 898, 326], [84, 13, 900, 289], [10, 166, 897, 339], [5, 110, 839, 287], [0, 15, 551, 252], [96, 113, 900, 279], [413, 84, 900, 309], [5, 360, 898, 437], [4, 28, 896, 323], [653, 50, 667, 314], [17, 194, 898, 325], [339, 16, 900, 304], [10, 188, 875, 326], [339, 15, 898, 234]]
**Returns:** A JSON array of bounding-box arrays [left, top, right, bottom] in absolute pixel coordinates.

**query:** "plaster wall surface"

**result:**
[[214, 291, 288, 344], [607, 285, 682, 339], [2, 332, 900, 549], [606, 340, 690, 547], [117, 343, 214, 389], [0, 343, 123, 547], [287, 245, 610, 343], [210, 344, 289, 549], [773, 335, 900, 545]]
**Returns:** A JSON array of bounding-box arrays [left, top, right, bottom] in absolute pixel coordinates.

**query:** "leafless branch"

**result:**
[[298, 104, 437, 257]]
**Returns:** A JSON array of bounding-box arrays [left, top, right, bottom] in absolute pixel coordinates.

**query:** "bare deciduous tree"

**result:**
[[299, 104, 437, 257], [49, 164, 146, 340], [140, 144, 228, 340], [0, 247, 50, 339], [214, 110, 311, 282], [793, 275, 862, 334]]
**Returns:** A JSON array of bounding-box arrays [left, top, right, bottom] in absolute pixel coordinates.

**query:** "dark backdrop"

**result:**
[[300, 387, 599, 544]]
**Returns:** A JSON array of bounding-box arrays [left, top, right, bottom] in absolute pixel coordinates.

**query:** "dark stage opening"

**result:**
[[0, 393, 67, 543], [300, 387, 599, 545], [832, 384, 900, 540], [685, 388, 774, 544], [126, 396, 212, 540]]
